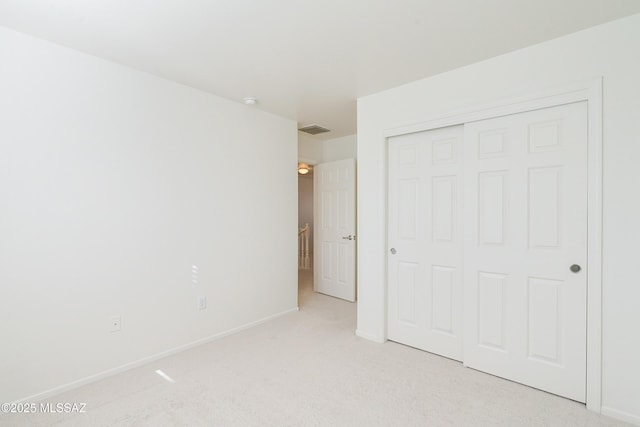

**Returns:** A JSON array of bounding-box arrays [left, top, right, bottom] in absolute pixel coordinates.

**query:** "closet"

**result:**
[[387, 101, 588, 402]]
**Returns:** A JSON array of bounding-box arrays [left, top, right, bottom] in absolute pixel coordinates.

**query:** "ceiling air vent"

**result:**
[[298, 124, 331, 135]]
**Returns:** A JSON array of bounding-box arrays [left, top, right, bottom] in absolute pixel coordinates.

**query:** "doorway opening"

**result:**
[[298, 164, 315, 307]]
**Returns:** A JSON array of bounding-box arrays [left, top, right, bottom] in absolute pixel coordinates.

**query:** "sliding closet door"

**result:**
[[463, 102, 588, 402], [388, 126, 464, 361]]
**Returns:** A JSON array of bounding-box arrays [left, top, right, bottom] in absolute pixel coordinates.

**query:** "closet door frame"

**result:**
[[382, 78, 603, 412]]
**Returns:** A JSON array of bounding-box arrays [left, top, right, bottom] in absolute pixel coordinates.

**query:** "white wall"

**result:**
[[357, 13, 640, 424], [321, 134, 357, 163], [0, 26, 298, 402], [298, 132, 357, 165], [297, 132, 324, 164]]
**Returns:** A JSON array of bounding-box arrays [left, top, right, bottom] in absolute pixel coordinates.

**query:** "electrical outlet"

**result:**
[[109, 315, 121, 332], [198, 296, 207, 310], [191, 265, 199, 285]]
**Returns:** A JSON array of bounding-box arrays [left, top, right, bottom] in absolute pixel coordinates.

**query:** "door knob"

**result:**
[[570, 264, 581, 273], [390, 248, 397, 255], [342, 235, 355, 240]]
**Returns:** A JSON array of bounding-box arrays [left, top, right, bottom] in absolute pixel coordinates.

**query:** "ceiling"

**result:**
[[1, 1, 639, 140]]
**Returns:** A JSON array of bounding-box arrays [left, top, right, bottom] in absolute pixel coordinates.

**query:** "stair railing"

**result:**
[[298, 223, 311, 269]]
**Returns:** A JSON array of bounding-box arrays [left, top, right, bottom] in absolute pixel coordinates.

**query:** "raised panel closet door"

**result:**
[[463, 102, 588, 402], [388, 126, 464, 361]]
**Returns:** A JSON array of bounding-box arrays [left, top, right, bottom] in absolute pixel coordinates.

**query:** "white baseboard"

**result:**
[[15, 307, 299, 404], [355, 329, 385, 343], [601, 406, 640, 426]]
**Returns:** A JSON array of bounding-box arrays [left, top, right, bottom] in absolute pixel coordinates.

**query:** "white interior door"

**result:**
[[314, 159, 356, 302], [388, 126, 464, 361], [463, 101, 588, 402]]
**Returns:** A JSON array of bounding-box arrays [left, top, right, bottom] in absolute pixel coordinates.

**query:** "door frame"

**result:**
[[382, 78, 603, 412]]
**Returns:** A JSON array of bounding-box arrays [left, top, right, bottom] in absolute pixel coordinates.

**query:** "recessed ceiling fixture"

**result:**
[[243, 97, 257, 105], [298, 124, 330, 135]]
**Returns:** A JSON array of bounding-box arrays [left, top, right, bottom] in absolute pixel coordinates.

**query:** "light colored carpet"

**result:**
[[2, 269, 629, 427]]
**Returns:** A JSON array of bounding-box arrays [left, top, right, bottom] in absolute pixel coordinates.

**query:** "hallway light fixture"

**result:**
[[298, 163, 311, 175]]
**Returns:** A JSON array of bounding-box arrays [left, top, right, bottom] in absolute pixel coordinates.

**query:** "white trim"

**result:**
[[382, 78, 603, 413], [14, 307, 300, 404], [585, 77, 603, 413], [383, 81, 594, 138], [601, 406, 640, 426]]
